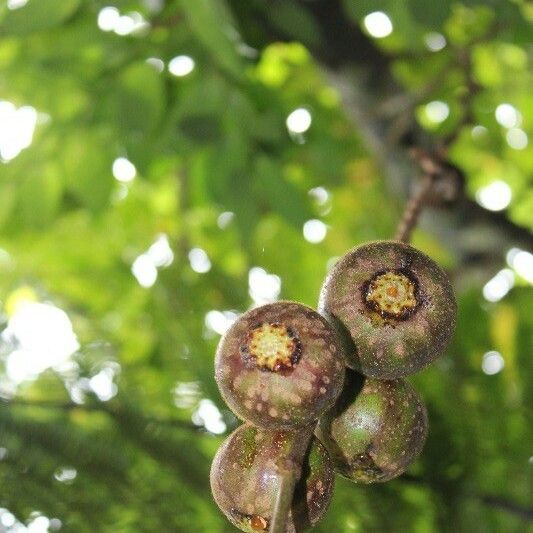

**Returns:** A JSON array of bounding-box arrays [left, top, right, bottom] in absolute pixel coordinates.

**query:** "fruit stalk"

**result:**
[[269, 465, 297, 533], [269, 427, 314, 533], [394, 175, 433, 243]]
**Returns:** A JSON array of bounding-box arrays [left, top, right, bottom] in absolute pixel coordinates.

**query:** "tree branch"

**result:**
[[395, 175, 434, 243], [239, 0, 533, 256], [477, 494, 533, 521], [316, 1, 531, 252]]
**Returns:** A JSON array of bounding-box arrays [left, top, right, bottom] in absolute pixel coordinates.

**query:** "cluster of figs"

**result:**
[[210, 240, 456, 532]]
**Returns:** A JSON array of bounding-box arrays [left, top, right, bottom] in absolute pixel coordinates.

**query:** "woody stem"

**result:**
[[394, 175, 434, 243]]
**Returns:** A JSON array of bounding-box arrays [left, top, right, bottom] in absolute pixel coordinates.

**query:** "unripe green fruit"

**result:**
[[215, 301, 345, 429], [319, 240, 456, 378], [316, 370, 427, 483], [210, 424, 335, 532]]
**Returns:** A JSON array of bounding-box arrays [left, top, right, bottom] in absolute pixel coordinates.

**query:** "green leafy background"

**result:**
[[0, 0, 531, 531]]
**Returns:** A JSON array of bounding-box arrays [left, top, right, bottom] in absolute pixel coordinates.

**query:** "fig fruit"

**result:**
[[319, 240, 456, 378], [210, 424, 334, 532], [215, 301, 345, 429], [316, 370, 427, 483]]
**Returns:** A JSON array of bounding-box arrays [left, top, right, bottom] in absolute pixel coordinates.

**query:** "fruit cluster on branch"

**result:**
[[210, 240, 456, 532]]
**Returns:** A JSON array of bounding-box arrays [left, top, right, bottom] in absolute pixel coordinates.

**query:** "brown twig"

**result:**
[[394, 175, 434, 243], [394, 147, 465, 242]]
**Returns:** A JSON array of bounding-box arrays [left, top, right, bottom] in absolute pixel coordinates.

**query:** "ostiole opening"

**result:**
[[240, 322, 302, 372], [363, 269, 420, 321]]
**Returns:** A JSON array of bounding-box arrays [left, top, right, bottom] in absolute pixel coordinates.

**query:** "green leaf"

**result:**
[[61, 132, 114, 212], [16, 163, 62, 227], [343, 0, 389, 20], [407, 0, 450, 28], [103, 62, 164, 139], [0, 0, 80, 36], [180, 115, 221, 143], [178, 0, 244, 79], [0, 180, 17, 229], [253, 156, 313, 228], [265, 1, 322, 47]]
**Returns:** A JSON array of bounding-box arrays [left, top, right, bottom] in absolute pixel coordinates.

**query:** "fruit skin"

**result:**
[[319, 240, 456, 378], [316, 370, 428, 484], [215, 301, 345, 430], [210, 424, 335, 532]]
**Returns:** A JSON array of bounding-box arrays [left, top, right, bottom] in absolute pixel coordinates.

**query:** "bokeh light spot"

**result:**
[[476, 180, 512, 211], [482, 269, 514, 302], [131, 254, 158, 287], [97, 6, 120, 31], [168, 55, 195, 77], [7, 0, 28, 9], [2, 301, 80, 385], [147, 234, 174, 268], [424, 32, 446, 51], [188, 248, 211, 273], [471, 125, 488, 139], [146, 57, 165, 73], [308, 186, 329, 205], [364, 12, 393, 38], [97, 7, 148, 35], [54, 467, 77, 484], [286, 108, 312, 134], [482, 351, 505, 375], [192, 399, 226, 434], [506, 248, 533, 283], [0, 510, 16, 527], [0, 101, 38, 162], [89, 368, 118, 402], [506, 128, 528, 150], [495, 103, 521, 129], [425, 101, 449, 123], [205, 310, 240, 335], [112, 157, 136, 182], [248, 267, 281, 305], [217, 211, 234, 229], [303, 219, 327, 243]]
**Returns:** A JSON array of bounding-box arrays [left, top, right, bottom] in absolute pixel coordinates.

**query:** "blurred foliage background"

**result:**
[[0, 0, 532, 531]]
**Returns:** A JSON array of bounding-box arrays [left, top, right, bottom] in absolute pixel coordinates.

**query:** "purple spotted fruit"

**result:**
[[316, 370, 427, 483], [215, 301, 345, 429], [210, 423, 334, 532], [319, 240, 456, 378]]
